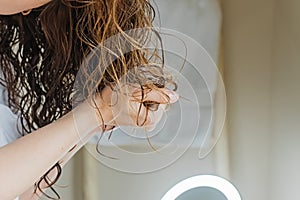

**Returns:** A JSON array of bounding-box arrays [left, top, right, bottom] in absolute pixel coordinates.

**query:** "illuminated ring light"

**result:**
[[161, 175, 241, 200]]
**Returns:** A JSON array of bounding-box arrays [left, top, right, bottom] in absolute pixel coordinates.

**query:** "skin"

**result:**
[[0, 0, 52, 15]]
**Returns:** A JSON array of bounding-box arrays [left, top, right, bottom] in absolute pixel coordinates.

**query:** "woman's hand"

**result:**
[[97, 85, 179, 130], [0, 0, 51, 15]]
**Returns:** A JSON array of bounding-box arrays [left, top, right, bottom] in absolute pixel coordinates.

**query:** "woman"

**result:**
[[0, 0, 178, 199]]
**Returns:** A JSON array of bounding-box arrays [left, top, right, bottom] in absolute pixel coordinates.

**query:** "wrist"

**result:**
[[71, 99, 105, 140], [93, 87, 114, 127]]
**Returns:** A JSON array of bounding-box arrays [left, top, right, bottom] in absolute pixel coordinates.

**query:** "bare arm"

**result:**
[[0, 0, 51, 15], [0, 98, 109, 200], [18, 127, 96, 200], [19, 122, 99, 200]]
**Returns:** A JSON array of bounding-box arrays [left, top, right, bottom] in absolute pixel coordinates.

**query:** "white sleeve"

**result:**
[[0, 83, 21, 148]]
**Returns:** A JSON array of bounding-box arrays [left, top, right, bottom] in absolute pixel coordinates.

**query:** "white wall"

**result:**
[[269, 0, 300, 199], [82, 145, 216, 200], [156, 0, 221, 62], [223, 0, 300, 200], [223, 0, 273, 199]]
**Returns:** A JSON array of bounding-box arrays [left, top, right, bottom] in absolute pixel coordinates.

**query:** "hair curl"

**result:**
[[0, 0, 175, 199]]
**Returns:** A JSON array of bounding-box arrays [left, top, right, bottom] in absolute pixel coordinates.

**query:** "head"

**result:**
[[0, 0, 175, 199]]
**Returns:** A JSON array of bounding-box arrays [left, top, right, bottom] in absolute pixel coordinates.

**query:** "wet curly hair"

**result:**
[[0, 0, 173, 199]]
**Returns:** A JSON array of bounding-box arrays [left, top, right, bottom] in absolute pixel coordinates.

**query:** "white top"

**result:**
[[0, 81, 21, 148]]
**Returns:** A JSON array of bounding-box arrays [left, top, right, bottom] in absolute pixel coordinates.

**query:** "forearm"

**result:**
[[19, 129, 95, 200], [0, 0, 51, 15], [0, 100, 103, 200]]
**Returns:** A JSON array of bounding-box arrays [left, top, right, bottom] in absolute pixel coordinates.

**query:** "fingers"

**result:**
[[131, 88, 179, 105], [103, 85, 179, 128], [130, 88, 178, 127]]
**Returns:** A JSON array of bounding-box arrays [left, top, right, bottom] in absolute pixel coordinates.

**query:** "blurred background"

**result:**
[[56, 0, 300, 199]]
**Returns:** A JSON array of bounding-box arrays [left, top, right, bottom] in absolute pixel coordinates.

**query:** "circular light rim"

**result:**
[[161, 175, 241, 200]]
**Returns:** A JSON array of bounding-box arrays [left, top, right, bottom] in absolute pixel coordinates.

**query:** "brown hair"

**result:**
[[0, 0, 174, 199]]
